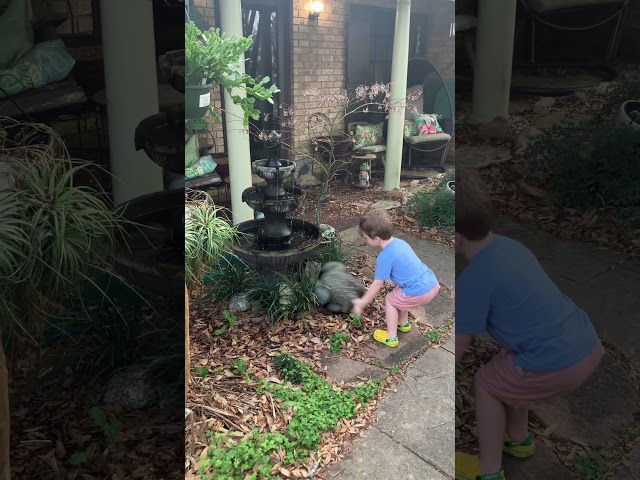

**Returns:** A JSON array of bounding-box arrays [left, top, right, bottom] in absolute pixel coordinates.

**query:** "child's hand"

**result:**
[[351, 298, 366, 316]]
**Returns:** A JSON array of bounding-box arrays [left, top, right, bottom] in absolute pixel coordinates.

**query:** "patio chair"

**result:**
[[517, 0, 629, 66], [347, 121, 386, 174], [403, 58, 453, 171]]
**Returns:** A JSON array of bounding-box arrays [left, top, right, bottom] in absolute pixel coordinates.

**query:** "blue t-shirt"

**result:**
[[456, 234, 600, 373], [374, 237, 438, 296]]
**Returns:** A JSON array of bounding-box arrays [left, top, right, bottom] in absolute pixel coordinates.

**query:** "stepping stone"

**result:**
[[455, 145, 512, 169], [531, 354, 640, 447], [410, 293, 454, 327], [363, 328, 430, 367], [503, 440, 576, 479], [534, 112, 593, 130], [320, 354, 388, 384]]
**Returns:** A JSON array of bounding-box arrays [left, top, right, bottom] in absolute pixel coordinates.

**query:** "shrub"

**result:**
[[408, 175, 455, 234]]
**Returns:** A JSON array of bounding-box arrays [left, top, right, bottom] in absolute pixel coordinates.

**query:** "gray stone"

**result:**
[[314, 261, 366, 313], [570, 90, 588, 100], [228, 292, 252, 312], [371, 199, 401, 210], [320, 354, 388, 384], [533, 97, 556, 114], [534, 112, 593, 130], [594, 81, 616, 96], [296, 173, 321, 187], [386, 189, 404, 201], [411, 292, 454, 327], [532, 354, 639, 446], [329, 427, 448, 480], [363, 327, 430, 367], [375, 347, 455, 476], [455, 145, 512, 169], [515, 126, 544, 152], [103, 367, 156, 409], [503, 440, 575, 479]]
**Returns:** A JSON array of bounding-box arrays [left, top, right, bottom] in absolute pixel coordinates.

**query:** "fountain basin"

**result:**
[[232, 219, 322, 273], [252, 159, 295, 180], [242, 185, 304, 215]]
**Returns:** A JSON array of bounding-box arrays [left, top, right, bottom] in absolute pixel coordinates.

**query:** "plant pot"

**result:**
[[185, 83, 213, 119], [615, 100, 640, 131]]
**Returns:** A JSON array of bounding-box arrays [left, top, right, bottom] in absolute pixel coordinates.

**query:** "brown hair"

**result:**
[[455, 168, 496, 240], [359, 209, 393, 240]]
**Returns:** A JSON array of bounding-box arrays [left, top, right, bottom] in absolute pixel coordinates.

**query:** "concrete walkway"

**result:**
[[493, 217, 640, 479], [327, 204, 456, 479]]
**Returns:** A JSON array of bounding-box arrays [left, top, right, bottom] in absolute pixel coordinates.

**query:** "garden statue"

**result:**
[[314, 261, 366, 314]]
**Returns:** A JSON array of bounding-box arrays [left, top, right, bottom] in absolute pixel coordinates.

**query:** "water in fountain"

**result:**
[[232, 131, 322, 277]]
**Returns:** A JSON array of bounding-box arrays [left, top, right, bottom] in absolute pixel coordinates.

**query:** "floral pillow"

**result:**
[[403, 120, 419, 137], [413, 113, 443, 135], [354, 122, 384, 150]]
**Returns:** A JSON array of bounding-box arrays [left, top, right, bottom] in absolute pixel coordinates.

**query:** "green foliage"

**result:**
[[206, 258, 248, 302], [348, 313, 363, 329], [184, 21, 279, 125], [408, 176, 455, 234], [194, 367, 209, 378], [69, 448, 96, 466], [313, 235, 354, 266], [0, 150, 122, 351], [90, 407, 122, 443], [329, 332, 350, 354], [198, 354, 383, 479], [595, 79, 640, 122], [246, 264, 319, 324], [185, 198, 236, 289], [571, 446, 622, 480], [531, 123, 640, 212], [233, 359, 248, 375], [223, 310, 237, 326], [273, 351, 305, 385]]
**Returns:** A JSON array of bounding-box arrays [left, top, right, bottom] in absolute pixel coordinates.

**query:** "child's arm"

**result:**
[[455, 334, 474, 365], [351, 279, 384, 315]]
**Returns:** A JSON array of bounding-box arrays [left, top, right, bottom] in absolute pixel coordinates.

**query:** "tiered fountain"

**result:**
[[232, 131, 323, 281]]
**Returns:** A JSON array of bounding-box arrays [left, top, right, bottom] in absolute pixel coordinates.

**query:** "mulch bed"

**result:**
[[186, 236, 453, 479]]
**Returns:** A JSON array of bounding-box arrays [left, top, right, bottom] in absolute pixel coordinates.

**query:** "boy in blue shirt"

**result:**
[[454, 168, 603, 480], [352, 209, 440, 347]]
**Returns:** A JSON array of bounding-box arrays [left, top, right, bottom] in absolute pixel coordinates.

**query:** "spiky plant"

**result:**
[[184, 195, 236, 289]]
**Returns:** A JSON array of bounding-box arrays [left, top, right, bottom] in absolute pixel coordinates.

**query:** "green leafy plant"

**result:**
[[273, 351, 305, 385], [185, 197, 236, 289], [194, 367, 209, 378], [223, 310, 237, 326], [348, 313, 363, 329], [314, 234, 354, 265], [69, 448, 96, 467], [89, 407, 122, 443], [184, 21, 279, 125], [206, 256, 248, 302], [233, 359, 247, 375], [329, 332, 350, 354], [408, 175, 455, 234], [199, 354, 383, 479]]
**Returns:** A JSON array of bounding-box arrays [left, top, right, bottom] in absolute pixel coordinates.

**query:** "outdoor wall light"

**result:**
[[309, 1, 324, 20]]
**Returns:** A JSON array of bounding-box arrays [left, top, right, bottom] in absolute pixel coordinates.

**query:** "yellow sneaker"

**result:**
[[503, 433, 536, 458], [398, 322, 411, 332], [455, 452, 505, 480], [373, 329, 398, 347]]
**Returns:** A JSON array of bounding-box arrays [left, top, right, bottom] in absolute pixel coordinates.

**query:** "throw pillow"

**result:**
[[403, 120, 419, 137], [413, 113, 443, 135], [354, 122, 384, 150]]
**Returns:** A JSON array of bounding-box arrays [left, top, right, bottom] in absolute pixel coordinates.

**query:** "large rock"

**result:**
[[103, 367, 156, 409], [533, 97, 556, 114], [296, 173, 321, 188], [228, 292, 251, 312], [455, 146, 512, 169]]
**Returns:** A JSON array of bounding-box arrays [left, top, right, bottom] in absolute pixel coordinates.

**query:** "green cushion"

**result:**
[[185, 134, 199, 168], [354, 122, 384, 150], [357, 145, 386, 153], [0, 40, 75, 98], [404, 120, 419, 137], [0, 0, 34, 69]]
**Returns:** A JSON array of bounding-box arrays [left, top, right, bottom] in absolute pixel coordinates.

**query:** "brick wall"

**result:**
[[193, 0, 454, 155]]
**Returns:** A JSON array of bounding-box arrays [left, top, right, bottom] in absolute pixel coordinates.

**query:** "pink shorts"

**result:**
[[385, 283, 440, 310], [476, 341, 604, 408]]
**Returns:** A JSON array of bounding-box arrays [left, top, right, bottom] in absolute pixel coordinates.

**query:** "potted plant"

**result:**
[[185, 21, 279, 123]]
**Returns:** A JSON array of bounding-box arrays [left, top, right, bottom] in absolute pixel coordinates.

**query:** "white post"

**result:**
[[470, 0, 517, 123], [384, 0, 411, 191], [100, 0, 163, 205], [219, 0, 254, 225]]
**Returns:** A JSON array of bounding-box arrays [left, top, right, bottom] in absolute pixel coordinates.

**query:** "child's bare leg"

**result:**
[[475, 376, 506, 474], [506, 405, 529, 442], [398, 309, 409, 326], [385, 295, 399, 338]]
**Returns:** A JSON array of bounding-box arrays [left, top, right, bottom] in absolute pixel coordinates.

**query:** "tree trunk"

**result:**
[[185, 285, 190, 407], [0, 346, 10, 480]]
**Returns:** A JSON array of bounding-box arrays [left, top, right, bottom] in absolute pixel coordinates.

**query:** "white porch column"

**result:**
[[384, 0, 411, 191], [100, 0, 163, 205], [470, 0, 517, 123], [219, 0, 254, 225]]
